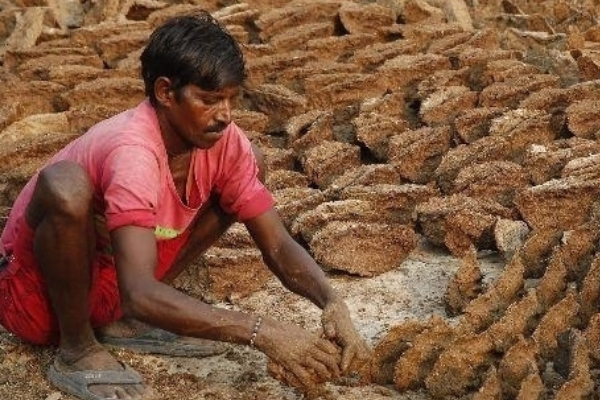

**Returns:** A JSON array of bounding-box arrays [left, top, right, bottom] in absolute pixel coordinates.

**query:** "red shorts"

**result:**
[[0, 217, 190, 345]]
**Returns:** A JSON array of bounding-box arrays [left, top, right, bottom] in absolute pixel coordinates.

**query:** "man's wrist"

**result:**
[[322, 291, 344, 309], [249, 315, 262, 348]]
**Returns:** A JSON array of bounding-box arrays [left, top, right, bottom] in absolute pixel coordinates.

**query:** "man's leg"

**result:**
[[27, 161, 145, 399]]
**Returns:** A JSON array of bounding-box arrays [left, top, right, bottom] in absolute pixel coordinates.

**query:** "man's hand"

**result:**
[[321, 297, 372, 372], [255, 317, 342, 387]]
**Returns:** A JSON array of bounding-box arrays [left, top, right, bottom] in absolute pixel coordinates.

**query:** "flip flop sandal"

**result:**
[[97, 327, 229, 357], [47, 359, 144, 400]]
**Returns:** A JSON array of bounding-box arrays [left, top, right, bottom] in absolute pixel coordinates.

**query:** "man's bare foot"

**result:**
[[52, 343, 147, 399]]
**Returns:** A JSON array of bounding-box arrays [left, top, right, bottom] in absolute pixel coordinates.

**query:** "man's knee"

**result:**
[[29, 161, 93, 222], [251, 143, 267, 184]]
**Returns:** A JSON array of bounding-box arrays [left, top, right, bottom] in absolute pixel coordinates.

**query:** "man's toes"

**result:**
[[89, 383, 145, 399], [125, 383, 147, 398], [114, 387, 131, 399]]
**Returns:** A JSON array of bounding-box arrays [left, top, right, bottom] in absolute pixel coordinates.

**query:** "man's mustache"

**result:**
[[205, 122, 228, 133]]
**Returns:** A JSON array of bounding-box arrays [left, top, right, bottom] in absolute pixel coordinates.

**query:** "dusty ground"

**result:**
[[0, 239, 505, 400]]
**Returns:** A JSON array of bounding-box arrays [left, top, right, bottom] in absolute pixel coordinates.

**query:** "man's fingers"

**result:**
[[311, 348, 341, 377], [322, 320, 336, 339], [289, 363, 313, 387], [302, 357, 333, 380], [341, 345, 357, 372], [316, 337, 340, 355]]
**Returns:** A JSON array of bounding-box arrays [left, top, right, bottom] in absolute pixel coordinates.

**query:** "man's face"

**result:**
[[167, 84, 240, 149]]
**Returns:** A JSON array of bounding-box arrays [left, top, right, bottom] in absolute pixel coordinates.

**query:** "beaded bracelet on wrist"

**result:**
[[249, 316, 262, 348]]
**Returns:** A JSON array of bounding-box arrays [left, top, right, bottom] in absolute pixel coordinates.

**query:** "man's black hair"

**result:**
[[140, 11, 247, 105]]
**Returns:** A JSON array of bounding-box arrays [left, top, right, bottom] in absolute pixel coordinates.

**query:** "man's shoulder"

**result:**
[[86, 100, 162, 149], [93, 100, 157, 132]]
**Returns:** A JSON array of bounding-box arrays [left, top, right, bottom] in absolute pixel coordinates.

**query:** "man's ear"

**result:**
[[154, 77, 174, 107]]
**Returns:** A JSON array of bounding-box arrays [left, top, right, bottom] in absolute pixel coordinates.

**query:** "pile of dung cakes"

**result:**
[[370, 225, 600, 398], [2, 0, 600, 397]]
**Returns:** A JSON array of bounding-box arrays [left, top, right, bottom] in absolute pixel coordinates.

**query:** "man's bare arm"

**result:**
[[110, 224, 342, 384], [111, 225, 257, 343], [244, 208, 338, 309], [245, 208, 373, 371]]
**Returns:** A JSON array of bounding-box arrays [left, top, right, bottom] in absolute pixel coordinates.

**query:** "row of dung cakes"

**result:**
[[266, 223, 600, 396], [364, 218, 600, 399]]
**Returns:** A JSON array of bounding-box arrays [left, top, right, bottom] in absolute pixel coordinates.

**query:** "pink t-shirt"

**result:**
[[0, 99, 274, 256]]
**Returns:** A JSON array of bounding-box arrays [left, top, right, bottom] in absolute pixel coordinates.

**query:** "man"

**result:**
[[0, 11, 371, 400]]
